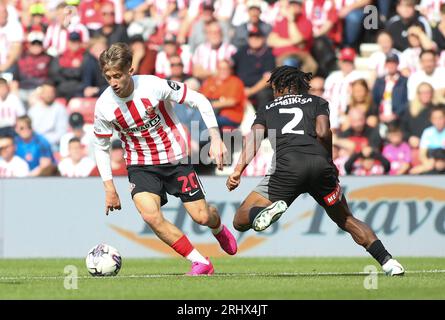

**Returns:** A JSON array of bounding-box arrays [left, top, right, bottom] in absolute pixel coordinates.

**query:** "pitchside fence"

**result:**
[[0, 176, 444, 257]]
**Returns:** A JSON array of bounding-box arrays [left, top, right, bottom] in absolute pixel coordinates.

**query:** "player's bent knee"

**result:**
[[191, 208, 211, 226], [140, 211, 163, 227], [208, 205, 218, 216]]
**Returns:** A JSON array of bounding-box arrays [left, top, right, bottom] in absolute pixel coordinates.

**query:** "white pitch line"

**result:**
[[0, 270, 444, 282]]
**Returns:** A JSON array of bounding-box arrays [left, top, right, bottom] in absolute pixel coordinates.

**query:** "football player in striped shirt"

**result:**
[[94, 43, 237, 275]]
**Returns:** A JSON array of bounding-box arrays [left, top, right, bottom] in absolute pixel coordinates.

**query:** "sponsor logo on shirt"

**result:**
[[124, 114, 162, 133]]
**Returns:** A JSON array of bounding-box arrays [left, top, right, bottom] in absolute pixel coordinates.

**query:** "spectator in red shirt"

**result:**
[[78, 0, 104, 31], [77, 0, 123, 32], [267, 0, 317, 74]]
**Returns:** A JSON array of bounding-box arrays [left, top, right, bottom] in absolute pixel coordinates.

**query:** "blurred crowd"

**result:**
[[0, 0, 444, 178]]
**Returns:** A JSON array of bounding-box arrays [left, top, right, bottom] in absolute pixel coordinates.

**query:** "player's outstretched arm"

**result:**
[[227, 124, 266, 191], [94, 135, 122, 215]]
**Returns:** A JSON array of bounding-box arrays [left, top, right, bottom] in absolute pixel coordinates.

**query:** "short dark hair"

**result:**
[[431, 104, 445, 116], [99, 42, 133, 73], [0, 133, 14, 140], [268, 66, 312, 95], [420, 49, 438, 59], [68, 137, 81, 145], [111, 139, 122, 150], [387, 121, 402, 133], [42, 79, 56, 87]]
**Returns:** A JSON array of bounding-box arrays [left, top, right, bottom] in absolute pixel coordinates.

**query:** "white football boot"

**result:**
[[382, 259, 405, 276], [252, 200, 288, 232]]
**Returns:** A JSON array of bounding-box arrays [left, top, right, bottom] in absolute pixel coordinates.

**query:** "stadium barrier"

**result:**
[[0, 176, 444, 258]]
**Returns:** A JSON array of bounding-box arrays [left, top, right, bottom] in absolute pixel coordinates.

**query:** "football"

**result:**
[[85, 244, 122, 276]]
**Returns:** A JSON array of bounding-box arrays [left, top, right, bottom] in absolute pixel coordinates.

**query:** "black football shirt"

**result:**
[[252, 94, 331, 159]]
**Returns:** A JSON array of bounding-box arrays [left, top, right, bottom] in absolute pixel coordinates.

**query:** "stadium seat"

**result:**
[[359, 43, 380, 58], [411, 148, 421, 167], [67, 97, 97, 124]]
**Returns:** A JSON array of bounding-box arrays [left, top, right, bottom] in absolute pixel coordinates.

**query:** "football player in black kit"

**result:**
[[226, 66, 404, 276]]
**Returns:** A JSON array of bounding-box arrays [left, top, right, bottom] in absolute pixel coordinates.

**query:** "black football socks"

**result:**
[[367, 240, 392, 266], [249, 207, 265, 226]]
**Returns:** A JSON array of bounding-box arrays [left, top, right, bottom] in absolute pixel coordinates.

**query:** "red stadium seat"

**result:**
[[411, 148, 421, 167], [67, 97, 97, 124]]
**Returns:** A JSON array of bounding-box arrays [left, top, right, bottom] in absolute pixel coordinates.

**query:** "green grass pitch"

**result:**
[[0, 257, 444, 299]]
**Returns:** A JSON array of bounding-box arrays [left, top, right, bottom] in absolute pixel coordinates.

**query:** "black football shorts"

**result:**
[[254, 152, 341, 208], [127, 163, 206, 206]]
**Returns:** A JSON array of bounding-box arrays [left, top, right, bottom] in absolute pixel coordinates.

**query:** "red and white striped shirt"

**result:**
[[44, 23, 90, 57], [192, 42, 237, 74], [0, 93, 26, 129], [94, 76, 190, 166], [324, 69, 367, 129]]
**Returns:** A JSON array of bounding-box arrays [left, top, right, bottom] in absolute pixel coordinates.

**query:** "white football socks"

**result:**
[[186, 249, 209, 265]]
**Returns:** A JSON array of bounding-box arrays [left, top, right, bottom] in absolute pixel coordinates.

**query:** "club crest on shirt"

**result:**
[[129, 183, 136, 192], [145, 106, 156, 117], [167, 80, 180, 91]]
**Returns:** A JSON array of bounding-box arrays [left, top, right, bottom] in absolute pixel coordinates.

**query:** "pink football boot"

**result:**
[[214, 225, 238, 255], [186, 258, 214, 276]]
